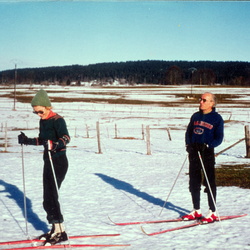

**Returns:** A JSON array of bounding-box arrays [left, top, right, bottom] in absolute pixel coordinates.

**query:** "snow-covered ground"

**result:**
[[0, 85, 249, 249]]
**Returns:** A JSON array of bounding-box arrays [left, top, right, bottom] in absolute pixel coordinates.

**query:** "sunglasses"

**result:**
[[199, 98, 212, 103], [33, 110, 44, 115]]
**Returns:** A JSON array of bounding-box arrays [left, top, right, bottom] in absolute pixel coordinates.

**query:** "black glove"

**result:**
[[18, 132, 28, 145], [186, 144, 194, 154], [186, 143, 208, 153], [194, 143, 208, 152]]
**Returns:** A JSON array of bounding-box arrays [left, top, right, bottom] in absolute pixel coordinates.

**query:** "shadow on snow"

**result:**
[[0, 179, 49, 234], [95, 173, 189, 217]]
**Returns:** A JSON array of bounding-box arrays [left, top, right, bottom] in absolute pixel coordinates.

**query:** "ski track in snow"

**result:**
[[0, 85, 250, 250]]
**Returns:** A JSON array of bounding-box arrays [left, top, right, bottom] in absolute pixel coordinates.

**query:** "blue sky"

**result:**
[[0, 1, 249, 71]]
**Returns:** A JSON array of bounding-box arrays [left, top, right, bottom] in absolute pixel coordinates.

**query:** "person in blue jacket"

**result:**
[[182, 92, 224, 223]]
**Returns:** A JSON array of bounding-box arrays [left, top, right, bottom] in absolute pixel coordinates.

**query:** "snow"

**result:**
[[0, 85, 250, 249]]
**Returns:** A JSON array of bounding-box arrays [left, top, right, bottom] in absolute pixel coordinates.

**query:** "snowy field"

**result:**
[[0, 85, 250, 250]]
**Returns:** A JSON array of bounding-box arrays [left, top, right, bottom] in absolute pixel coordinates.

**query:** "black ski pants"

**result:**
[[43, 151, 68, 224], [188, 147, 216, 212]]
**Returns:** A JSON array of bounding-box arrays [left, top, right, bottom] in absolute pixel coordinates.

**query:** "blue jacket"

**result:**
[[185, 108, 224, 148]]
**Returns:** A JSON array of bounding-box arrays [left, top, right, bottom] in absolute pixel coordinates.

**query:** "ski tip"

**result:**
[[239, 213, 248, 217], [107, 216, 117, 225], [140, 226, 150, 236], [218, 213, 248, 221], [231, 213, 248, 218]]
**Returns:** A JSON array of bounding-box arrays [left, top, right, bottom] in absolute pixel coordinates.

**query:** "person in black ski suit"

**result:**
[[182, 92, 224, 223], [18, 89, 70, 245]]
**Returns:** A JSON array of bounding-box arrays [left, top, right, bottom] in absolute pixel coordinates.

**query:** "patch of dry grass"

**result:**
[[2, 87, 250, 107], [216, 164, 250, 189]]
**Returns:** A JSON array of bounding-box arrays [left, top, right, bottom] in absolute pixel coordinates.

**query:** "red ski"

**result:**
[[0, 243, 130, 250], [0, 234, 120, 246], [141, 214, 247, 236], [108, 216, 183, 226]]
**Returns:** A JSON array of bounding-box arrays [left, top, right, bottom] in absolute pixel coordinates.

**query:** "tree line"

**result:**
[[1, 60, 250, 86]]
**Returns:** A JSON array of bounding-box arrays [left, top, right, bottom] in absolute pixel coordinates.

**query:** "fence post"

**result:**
[[86, 124, 89, 138], [142, 124, 145, 140], [166, 127, 172, 141], [115, 124, 118, 139], [146, 125, 151, 155], [4, 122, 7, 152], [245, 125, 250, 158], [96, 121, 102, 154]]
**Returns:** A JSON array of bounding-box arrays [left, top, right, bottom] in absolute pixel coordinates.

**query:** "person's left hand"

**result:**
[[195, 143, 208, 152]]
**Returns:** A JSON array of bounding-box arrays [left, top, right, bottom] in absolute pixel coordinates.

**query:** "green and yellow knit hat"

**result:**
[[31, 89, 51, 107]]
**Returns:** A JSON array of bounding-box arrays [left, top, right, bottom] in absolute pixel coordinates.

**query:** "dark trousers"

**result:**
[[43, 152, 68, 224], [188, 148, 216, 212]]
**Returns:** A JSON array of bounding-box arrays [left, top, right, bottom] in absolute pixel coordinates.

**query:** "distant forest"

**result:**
[[1, 60, 250, 86]]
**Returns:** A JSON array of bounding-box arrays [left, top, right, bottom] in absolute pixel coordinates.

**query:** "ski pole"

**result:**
[[159, 154, 188, 216], [21, 144, 29, 238], [198, 151, 224, 233], [47, 142, 60, 195]]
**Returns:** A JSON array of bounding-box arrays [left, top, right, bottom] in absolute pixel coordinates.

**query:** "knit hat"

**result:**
[[31, 89, 51, 107]]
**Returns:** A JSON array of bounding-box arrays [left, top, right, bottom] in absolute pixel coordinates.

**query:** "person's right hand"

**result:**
[[18, 132, 28, 145]]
